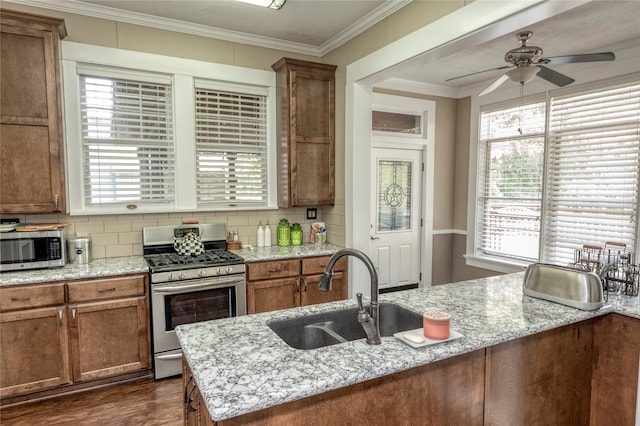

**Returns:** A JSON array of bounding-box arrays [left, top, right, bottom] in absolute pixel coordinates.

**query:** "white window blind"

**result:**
[[195, 86, 268, 206], [477, 101, 546, 261], [79, 75, 174, 206], [543, 82, 640, 265]]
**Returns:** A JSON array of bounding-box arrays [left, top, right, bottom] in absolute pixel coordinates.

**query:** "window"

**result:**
[[477, 100, 546, 262], [79, 74, 174, 206], [475, 79, 640, 269], [195, 83, 268, 207], [543, 83, 640, 265], [62, 42, 276, 214]]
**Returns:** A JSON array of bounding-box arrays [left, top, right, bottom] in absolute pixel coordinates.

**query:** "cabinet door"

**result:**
[[484, 320, 594, 425], [0, 306, 71, 398], [246, 277, 299, 314], [68, 297, 150, 382], [301, 272, 347, 306], [591, 314, 640, 425], [0, 11, 66, 213]]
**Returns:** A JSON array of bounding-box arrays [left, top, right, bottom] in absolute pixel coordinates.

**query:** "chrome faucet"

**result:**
[[318, 248, 381, 345]]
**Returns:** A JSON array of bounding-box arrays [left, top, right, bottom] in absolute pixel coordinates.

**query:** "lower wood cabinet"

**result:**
[[246, 256, 347, 314], [68, 275, 150, 383], [1, 303, 71, 398], [0, 274, 151, 400]]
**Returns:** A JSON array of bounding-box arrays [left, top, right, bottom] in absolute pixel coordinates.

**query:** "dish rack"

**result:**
[[570, 242, 639, 299]]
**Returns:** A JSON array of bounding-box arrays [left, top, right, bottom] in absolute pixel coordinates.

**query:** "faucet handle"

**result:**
[[356, 292, 364, 311]]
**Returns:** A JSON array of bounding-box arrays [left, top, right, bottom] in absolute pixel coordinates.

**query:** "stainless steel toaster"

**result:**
[[523, 263, 605, 311]]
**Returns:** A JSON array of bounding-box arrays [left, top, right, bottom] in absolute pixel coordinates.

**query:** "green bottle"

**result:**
[[277, 218, 291, 246], [291, 223, 303, 245]]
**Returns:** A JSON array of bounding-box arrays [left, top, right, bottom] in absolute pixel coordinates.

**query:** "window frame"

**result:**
[[467, 74, 640, 273], [62, 41, 277, 215]]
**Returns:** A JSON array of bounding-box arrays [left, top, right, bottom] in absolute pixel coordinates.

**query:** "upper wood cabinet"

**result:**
[[271, 58, 337, 207], [0, 10, 67, 214]]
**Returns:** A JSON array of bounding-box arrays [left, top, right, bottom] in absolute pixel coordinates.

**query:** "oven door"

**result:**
[[151, 274, 246, 355]]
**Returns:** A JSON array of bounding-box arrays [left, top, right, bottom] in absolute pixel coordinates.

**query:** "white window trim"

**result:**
[[62, 41, 277, 215], [466, 73, 640, 273]]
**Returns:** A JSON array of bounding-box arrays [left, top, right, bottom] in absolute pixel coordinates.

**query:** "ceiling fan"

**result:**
[[448, 31, 615, 96]]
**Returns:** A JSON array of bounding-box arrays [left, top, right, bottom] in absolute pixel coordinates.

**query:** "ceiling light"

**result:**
[[506, 66, 540, 84], [234, 0, 286, 9]]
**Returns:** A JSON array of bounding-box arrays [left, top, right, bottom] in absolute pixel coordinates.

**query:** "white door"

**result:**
[[371, 148, 422, 290]]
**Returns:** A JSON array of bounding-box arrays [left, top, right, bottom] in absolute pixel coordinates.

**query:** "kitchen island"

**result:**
[[177, 272, 640, 425]]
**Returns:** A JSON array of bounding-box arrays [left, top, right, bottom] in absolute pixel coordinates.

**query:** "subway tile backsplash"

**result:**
[[6, 201, 345, 259]]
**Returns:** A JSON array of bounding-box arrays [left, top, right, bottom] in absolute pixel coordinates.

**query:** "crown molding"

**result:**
[[4, 0, 412, 57]]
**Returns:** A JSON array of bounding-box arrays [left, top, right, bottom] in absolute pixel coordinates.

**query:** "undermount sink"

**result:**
[[267, 302, 423, 350]]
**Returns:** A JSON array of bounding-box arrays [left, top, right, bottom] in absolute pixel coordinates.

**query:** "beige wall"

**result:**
[[2, 1, 492, 283]]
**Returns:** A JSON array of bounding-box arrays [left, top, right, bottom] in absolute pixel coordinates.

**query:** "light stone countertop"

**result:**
[[230, 243, 344, 262], [0, 243, 344, 286], [0, 256, 149, 286], [176, 272, 640, 422]]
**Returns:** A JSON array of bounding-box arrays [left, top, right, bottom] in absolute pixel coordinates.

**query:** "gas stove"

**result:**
[[142, 223, 245, 283], [142, 223, 247, 379]]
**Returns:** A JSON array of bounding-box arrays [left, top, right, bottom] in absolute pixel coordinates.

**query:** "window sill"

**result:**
[[464, 254, 530, 274]]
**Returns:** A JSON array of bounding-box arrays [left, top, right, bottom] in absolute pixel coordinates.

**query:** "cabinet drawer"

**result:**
[[301, 256, 346, 275], [0, 283, 65, 311], [247, 259, 300, 281], [68, 275, 146, 303]]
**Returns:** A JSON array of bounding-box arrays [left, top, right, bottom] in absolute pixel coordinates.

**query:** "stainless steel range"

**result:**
[[143, 224, 246, 379]]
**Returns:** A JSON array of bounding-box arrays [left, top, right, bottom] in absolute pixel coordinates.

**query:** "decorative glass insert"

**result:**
[[377, 160, 412, 231], [372, 111, 421, 135]]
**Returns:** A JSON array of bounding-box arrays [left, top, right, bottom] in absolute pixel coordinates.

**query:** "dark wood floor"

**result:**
[[0, 377, 183, 426]]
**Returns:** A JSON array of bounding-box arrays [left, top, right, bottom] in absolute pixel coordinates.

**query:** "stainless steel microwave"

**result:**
[[0, 230, 66, 272]]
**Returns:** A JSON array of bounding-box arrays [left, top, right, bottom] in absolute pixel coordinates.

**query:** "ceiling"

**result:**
[[6, 0, 410, 56], [6, 0, 640, 93], [388, 0, 640, 94]]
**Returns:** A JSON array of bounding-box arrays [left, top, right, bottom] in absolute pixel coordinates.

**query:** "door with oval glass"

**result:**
[[370, 147, 422, 290]]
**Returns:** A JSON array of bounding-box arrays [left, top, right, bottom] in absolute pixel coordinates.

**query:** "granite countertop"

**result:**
[[0, 256, 149, 286], [176, 272, 640, 422], [230, 243, 344, 262], [0, 243, 344, 286]]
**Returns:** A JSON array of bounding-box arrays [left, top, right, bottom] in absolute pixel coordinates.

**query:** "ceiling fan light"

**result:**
[[234, 0, 286, 9], [506, 67, 539, 84]]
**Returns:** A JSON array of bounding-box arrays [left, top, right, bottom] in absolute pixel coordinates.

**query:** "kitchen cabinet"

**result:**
[[271, 58, 337, 207], [246, 256, 347, 314], [484, 319, 594, 425], [0, 10, 66, 214], [0, 274, 151, 401], [0, 283, 71, 399], [591, 313, 640, 425], [183, 357, 216, 426], [67, 275, 151, 383]]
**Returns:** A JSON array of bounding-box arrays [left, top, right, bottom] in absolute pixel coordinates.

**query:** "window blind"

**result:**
[[478, 101, 546, 261], [195, 87, 268, 206], [79, 75, 174, 205], [543, 83, 640, 265]]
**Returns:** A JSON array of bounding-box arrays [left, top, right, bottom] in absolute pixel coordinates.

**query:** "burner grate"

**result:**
[[144, 249, 244, 272]]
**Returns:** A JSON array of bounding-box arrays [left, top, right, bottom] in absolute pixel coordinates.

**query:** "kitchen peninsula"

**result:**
[[177, 272, 640, 425]]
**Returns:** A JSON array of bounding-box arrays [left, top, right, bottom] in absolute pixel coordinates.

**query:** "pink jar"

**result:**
[[423, 311, 451, 340]]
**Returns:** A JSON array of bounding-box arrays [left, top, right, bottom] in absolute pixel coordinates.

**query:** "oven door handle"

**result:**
[[154, 279, 244, 294]]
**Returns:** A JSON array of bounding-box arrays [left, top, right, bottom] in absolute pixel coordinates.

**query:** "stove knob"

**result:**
[[226, 267, 233, 273], [179, 272, 186, 280], [217, 267, 223, 275], [198, 270, 206, 278], [168, 273, 175, 281]]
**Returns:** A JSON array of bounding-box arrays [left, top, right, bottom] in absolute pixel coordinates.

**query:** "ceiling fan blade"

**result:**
[[542, 52, 615, 65], [446, 65, 512, 82], [535, 65, 575, 87], [479, 74, 510, 96]]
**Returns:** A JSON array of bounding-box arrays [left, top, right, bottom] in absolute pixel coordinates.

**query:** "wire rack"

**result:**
[[570, 242, 638, 298]]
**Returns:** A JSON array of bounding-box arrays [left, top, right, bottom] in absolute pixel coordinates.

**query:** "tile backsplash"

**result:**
[[6, 201, 345, 259]]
